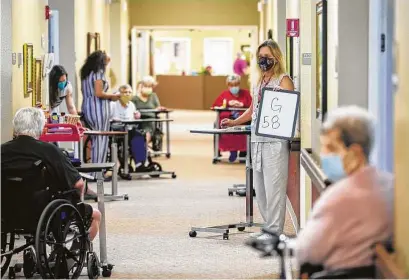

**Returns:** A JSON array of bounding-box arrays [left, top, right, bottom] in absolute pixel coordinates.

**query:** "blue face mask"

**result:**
[[320, 154, 346, 183], [58, 81, 67, 90], [229, 86, 240, 95]]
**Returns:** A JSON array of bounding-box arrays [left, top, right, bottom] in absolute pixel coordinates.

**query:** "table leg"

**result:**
[[124, 131, 129, 175], [245, 135, 254, 224], [96, 171, 108, 265], [111, 142, 118, 196], [166, 112, 171, 157], [79, 140, 83, 163], [213, 112, 220, 162]]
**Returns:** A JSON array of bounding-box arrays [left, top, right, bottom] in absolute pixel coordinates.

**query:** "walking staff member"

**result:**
[[80, 50, 120, 178], [222, 40, 294, 239], [49, 65, 78, 115]]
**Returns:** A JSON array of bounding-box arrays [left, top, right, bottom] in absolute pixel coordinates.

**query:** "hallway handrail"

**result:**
[[300, 148, 331, 193]]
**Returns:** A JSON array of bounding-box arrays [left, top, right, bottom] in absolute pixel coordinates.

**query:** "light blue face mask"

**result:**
[[58, 81, 67, 90], [320, 153, 346, 183], [229, 86, 239, 95]]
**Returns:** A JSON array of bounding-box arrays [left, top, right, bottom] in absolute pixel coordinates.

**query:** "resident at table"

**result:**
[[222, 40, 294, 239], [212, 74, 252, 162], [132, 76, 166, 143]]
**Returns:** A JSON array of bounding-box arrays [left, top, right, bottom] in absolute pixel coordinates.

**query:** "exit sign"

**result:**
[[286, 19, 300, 37]]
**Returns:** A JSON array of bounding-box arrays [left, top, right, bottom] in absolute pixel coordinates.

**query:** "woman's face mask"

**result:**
[[229, 86, 240, 95], [141, 87, 153, 95], [58, 80, 67, 90], [258, 57, 275, 72]]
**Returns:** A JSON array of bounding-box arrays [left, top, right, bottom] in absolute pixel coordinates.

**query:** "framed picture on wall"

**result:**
[[87, 32, 101, 56], [316, 0, 327, 120]]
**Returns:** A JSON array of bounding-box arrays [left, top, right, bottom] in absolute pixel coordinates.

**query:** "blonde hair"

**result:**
[[256, 40, 286, 84]]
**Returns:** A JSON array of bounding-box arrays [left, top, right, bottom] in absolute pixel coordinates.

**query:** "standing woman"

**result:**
[[49, 65, 78, 115], [221, 40, 294, 238], [80, 51, 120, 175]]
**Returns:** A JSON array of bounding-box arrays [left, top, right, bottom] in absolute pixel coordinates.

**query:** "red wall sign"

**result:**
[[286, 19, 300, 37]]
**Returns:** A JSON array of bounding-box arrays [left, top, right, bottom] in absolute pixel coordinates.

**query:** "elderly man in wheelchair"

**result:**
[[246, 106, 394, 279], [1, 107, 102, 279]]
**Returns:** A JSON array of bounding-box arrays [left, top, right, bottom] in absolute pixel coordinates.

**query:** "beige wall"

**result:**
[[11, 0, 49, 113], [394, 0, 409, 274], [110, 0, 130, 87], [129, 0, 259, 26], [152, 29, 253, 73]]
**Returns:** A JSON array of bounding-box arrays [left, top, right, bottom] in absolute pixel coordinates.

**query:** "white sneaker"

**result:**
[[249, 232, 262, 238], [256, 233, 274, 240]]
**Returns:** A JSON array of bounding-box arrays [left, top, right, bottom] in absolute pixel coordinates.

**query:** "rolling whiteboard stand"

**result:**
[[255, 88, 300, 140]]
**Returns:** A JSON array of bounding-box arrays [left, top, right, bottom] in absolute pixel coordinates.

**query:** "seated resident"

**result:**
[[212, 74, 252, 162], [132, 76, 165, 143], [1, 107, 101, 241], [293, 106, 393, 273], [111, 84, 141, 122]]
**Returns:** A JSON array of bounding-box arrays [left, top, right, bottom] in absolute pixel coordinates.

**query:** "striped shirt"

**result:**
[[81, 70, 110, 126]]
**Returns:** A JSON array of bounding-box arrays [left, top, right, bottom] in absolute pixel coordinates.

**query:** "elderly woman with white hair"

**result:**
[[132, 76, 166, 143], [292, 105, 394, 273], [212, 74, 252, 162]]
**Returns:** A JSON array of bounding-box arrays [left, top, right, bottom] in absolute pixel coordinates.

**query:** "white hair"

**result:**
[[13, 107, 45, 139], [226, 74, 241, 84], [141, 76, 157, 85], [119, 84, 133, 92], [322, 105, 376, 159]]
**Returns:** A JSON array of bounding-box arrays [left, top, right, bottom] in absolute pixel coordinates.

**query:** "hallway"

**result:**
[[87, 110, 296, 279]]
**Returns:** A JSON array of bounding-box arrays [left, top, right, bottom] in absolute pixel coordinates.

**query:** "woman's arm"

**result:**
[[231, 102, 253, 125], [280, 76, 295, 91], [65, 87, 78, 115], [94, 80, 120, 100]]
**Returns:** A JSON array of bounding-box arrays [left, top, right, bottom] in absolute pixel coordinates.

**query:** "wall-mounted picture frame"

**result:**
[[33, 58, 43, 106], [87, 32, 101, 56], [23, 43, 34, 98], [315, 0, 327, 120]]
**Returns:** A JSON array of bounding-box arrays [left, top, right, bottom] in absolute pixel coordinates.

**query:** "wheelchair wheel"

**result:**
[[148, 162, 162, 178], [1, 231, 15, 278], [35, 199, 87, 279], [87, 252, 100, 279]]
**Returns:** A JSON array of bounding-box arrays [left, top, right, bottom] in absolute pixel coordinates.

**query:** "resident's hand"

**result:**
[[220, 118, 235, 128], [157, 106, 166, 111], [134, 111, 141, 119]]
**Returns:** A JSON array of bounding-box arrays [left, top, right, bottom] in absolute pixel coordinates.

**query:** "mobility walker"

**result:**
[[1, 160, 102, 279], [246, 228, 377, 279]]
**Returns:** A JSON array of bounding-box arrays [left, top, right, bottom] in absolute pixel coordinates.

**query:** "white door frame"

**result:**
[[131, 25, 258, 90], [368, 0, 395, 173]]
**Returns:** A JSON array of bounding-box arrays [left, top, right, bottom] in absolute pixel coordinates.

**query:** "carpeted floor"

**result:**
[[86, 110, 296, 279]]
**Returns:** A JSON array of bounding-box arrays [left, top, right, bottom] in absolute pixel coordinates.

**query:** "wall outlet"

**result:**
[[41, 34, 46, 50]]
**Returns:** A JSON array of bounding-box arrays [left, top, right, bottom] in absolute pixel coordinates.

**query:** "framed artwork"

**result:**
[[23, 43, 34, 98], [315, 0, 328, 120], [87, 32, 101, 56], [32, 58, 43, 106]]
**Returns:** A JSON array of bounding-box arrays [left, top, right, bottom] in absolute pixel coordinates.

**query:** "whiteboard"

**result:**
[[255, 88, 300, 140]]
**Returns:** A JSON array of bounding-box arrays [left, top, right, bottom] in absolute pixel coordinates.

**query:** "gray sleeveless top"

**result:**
[[250, 73, 290, 143]]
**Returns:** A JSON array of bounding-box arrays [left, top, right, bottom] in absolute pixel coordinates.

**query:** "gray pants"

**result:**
[[251, 141, 289, 233]]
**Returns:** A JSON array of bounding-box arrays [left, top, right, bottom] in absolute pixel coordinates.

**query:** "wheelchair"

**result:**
[[246, 228, 376, 279], [1, 160, 100, 279]]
